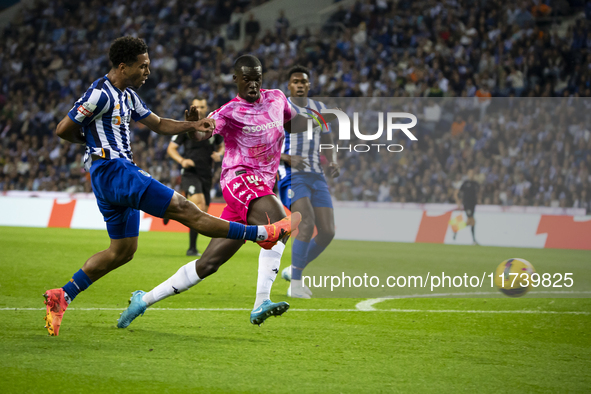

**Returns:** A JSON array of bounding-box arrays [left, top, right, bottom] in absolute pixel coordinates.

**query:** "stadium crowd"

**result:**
[[0, 0, 590, 212], [327, 98, 591, 211]]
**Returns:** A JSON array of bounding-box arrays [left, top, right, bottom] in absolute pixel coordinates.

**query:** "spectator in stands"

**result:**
[[451, 115, 466, 138], [275, 10, 290, 36], [1, 0, 590, 215], [245, 13, 261, 43]]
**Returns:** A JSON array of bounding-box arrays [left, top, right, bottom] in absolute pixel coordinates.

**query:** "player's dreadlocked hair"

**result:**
[[109, 36, 148, 68], [233, 55, 262, 73], [288, 65, 310, 79]]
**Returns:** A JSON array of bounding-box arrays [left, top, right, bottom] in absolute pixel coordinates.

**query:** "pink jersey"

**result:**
[[209, 89, 296, 189]]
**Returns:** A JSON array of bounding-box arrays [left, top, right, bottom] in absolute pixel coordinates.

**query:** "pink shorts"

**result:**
[[221, 173, 275, 224]]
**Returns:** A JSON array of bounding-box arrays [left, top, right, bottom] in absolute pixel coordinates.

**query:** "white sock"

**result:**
[[291, 278, 302, 290], [142, 260, 202, 307], [256, 226, 268, 241], [254, 241, 285, 309]]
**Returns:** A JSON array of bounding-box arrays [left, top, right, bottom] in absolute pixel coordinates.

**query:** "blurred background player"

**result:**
[[454, 169, 480, 245], [167, 97, 224, 257], [278, 65, 339, 298], [118, 55, 309, 328], [44, 37, 292, 336]]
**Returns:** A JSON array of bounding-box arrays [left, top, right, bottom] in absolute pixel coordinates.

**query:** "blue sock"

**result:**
[[291, 239, 310, 280], [306, 238, 327, 263], [62, 269, 93, 303], [228, 222, 259, 241]]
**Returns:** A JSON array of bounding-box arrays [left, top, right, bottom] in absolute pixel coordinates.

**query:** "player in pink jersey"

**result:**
[[209, 87, 294, 223], [118, 55, 310, 327], [210, 88, 289, 189]]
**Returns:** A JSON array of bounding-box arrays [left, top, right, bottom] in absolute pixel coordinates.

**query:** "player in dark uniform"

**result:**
[[454, 169, 479, 245], [167, 97, 224, 256]]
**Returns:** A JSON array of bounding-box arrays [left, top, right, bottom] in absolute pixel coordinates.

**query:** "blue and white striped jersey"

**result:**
[[278, 98, 331, 181], [67, 75, 151, 168]]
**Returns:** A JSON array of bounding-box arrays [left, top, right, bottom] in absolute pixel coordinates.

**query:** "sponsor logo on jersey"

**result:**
[[238, 190, 246, 197], [242, 120, 282, 134], [111, 114, 131, 126], [232, 182, 241, 192], [138, 169, 151, 177], [288, 188, 294, 199]]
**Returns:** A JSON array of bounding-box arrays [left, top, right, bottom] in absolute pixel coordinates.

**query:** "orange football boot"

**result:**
[[257, 212, 302, 249], [43, 288, 69, 336]]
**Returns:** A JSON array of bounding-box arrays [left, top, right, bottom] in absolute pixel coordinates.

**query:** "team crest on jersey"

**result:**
[[138, 169, 151, 177]]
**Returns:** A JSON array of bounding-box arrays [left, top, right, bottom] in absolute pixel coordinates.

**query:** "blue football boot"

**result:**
[[250, 299, 290, 326], [117, 290, 147, 328]]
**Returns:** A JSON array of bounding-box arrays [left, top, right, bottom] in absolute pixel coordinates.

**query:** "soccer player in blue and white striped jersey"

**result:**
[[277, 65, 340, 298], [42, 37, 298, 336]]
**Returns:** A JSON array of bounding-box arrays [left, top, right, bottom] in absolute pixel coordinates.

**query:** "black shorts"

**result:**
[[464, 203, 476, 218], [181, 173, 212, 206]]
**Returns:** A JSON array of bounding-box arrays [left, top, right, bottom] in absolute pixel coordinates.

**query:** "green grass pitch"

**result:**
[[0, 226, 590, 393]]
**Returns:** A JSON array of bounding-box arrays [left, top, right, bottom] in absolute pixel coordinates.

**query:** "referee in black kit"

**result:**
[[167, 97, 224, 256], [454, 169, 480, 245]]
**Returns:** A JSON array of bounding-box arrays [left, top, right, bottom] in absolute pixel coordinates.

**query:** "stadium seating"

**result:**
[[0, 0, 589, 212]]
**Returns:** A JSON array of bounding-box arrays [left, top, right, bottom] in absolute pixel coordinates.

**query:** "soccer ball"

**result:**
[[494, 258, 536, 297]]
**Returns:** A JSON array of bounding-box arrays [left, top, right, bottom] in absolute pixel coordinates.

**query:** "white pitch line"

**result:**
[[0, 307, 588, 315], [355, 290, 591, 311], [384, 309, 589, 315]]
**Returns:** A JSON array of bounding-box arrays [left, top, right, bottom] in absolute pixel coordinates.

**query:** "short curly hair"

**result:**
[[109, 36, 148, 68], [288, 65, 310, 79]]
